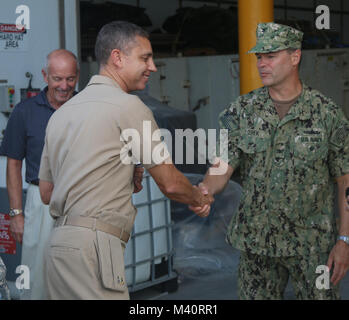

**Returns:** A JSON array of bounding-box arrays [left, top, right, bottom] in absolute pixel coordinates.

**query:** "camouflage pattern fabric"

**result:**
[[218, 83, 349, 257], [238, 250, 340, 300], [0, 256, 10, 300], [248, 22, 304, 53]]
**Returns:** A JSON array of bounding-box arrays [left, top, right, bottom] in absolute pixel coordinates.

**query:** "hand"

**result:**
[[189, 182, 214, 218], [133, 166, 144, 193], [10, 213, 24, 244], [327, 241, 349, 286]]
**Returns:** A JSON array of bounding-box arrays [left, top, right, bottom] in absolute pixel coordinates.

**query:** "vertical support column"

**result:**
[[58, 0, 65, 49], [238, 0, 274, 95]]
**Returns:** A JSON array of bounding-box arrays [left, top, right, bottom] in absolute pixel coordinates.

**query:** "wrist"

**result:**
[[192, 186, 204, 207], [200, 180, 213, 196]]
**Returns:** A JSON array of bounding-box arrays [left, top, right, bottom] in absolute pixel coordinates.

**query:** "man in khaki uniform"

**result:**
[[38, 21, 212, 300]]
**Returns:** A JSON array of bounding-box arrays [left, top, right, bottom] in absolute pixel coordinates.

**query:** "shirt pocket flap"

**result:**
[[96, 230, 127, 292], [291, 132, 328, 161], [237, 134, 271, 154]]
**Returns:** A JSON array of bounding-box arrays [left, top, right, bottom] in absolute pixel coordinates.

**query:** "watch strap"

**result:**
[[9, 208, 23, 217], [337, 235, 349, 245]]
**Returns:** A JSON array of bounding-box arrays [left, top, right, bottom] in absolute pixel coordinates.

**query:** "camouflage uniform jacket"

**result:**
[[219, 83, 349, 257]]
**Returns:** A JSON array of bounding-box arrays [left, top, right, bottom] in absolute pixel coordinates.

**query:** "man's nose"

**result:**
[[257, 57, 266, 68], [59, 80, 69, 90], [148, 59, 157, 72]]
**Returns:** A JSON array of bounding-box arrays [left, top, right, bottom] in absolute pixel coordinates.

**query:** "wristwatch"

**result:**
[[337, 235, 349, 245], [9, 208, 23, 217]]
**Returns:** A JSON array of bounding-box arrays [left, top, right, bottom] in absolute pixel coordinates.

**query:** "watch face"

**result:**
[[9, 209, 22, 217]]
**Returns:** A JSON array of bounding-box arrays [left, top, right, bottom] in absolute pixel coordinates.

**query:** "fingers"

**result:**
[[326, 253, 333, 273], [134, 166, 144, 176], [198, 182, 209, 195], [330, 262, 345, 286], [10, 229, 23, 244], [9, 214, 24, 244], [189, 204, 210, 217], [189, 182, 214, 217], [198, 182, 214, 205], [133, 166, 144, 193], [327, 243, 349, 286], [327, 250, 341, 285], [133, 177, 143, 192], [133, 184, 143, 193], [16, 232, 23, 244]]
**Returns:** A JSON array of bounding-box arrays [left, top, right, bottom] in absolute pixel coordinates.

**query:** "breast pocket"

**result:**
[[237, 133, 271, 179], [291, 132, 328, 164], [237, 131, 271, 154]]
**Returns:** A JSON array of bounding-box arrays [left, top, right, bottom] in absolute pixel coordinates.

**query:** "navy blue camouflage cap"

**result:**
[[248, 22, 304, 53]]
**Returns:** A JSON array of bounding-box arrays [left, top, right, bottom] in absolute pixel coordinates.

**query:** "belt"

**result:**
[[54, 215, 130, 243], [30, 179, 39, 186]]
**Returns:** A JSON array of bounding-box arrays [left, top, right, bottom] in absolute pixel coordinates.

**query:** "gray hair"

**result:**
[[44, 49, 80, 74], [95, 21, 149, 66]]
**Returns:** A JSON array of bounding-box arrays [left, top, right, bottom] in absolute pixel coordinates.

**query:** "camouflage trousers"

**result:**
[[238, 250, 340, 300], [0, 256, 11, 300]]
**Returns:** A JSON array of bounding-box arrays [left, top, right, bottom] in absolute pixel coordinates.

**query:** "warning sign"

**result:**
[[0, 23, 28, 51], [0, 213, 16, 254]]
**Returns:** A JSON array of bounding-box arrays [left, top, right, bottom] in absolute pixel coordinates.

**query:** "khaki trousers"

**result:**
[[44, 224, 129, 300]]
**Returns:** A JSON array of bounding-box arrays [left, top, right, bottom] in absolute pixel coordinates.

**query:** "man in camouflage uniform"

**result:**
[[0, 257, 10, 300], [190, 23, 349, 299]]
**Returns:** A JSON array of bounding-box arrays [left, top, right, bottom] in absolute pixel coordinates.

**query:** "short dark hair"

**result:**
[[95, 21, 149, 66]]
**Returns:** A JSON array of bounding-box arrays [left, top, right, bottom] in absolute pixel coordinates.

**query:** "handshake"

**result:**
[[189, 182, 214, 218]]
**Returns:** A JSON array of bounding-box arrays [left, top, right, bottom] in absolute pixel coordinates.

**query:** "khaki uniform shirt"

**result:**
[[219, 83, 349, 257], [39, 75, 169, 235]]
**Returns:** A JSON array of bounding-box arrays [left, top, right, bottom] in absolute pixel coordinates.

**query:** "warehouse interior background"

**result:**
[[0, 0, 349, 300]]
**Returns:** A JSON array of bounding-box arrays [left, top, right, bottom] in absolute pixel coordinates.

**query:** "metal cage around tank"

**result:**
[[125, 171, 178, 293]]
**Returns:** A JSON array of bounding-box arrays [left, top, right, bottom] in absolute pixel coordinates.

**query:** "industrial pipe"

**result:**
[[238, 0, 274, 94]]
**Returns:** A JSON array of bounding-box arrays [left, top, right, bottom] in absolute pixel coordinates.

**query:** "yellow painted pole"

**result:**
[[238, 0, 274, 95]]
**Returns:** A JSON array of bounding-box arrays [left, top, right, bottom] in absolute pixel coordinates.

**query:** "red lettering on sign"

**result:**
[[0, 24, 25, 33], [0, 213, 16, 254]]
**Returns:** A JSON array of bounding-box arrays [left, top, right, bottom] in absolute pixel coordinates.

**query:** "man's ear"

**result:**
[[291, 49, 301, 66], [42, 68, 48, 84], [110, 49, 123, 68]]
